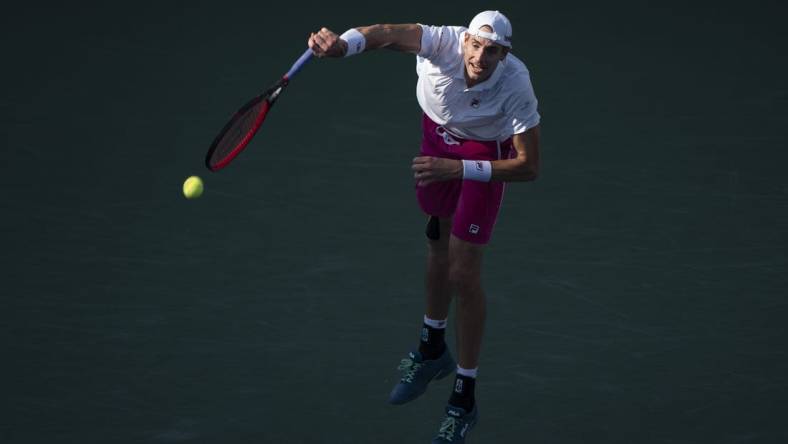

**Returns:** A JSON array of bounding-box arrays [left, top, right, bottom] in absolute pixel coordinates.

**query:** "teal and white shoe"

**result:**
[[432, 404, 479, 443], [387, 349, 455, 405]]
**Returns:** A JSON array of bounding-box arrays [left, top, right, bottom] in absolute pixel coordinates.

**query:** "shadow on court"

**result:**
[[2, 1, 787, 443]]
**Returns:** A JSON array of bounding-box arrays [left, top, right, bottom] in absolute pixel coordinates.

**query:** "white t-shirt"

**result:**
[[416, 24, 540, 142]]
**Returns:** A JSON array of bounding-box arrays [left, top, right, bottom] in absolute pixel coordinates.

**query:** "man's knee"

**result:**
[[447, 236, 484, 293], [448, 263, 481, 291]]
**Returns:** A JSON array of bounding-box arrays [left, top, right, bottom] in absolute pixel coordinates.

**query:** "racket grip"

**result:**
[[284, 48, 314, 80]]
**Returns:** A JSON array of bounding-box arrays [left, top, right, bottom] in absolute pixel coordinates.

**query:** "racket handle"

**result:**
[[284, 48, 314, 80]]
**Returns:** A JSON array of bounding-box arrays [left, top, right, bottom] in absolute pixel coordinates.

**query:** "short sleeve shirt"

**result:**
[[416, 24, 540, 142]]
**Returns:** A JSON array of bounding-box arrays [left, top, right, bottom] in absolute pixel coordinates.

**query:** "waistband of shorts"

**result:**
[[422, 113, 459, 134], [422, 113, 513, 146]]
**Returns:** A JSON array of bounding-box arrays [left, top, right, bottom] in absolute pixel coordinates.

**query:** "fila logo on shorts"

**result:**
[[469, 224, 480, 234]]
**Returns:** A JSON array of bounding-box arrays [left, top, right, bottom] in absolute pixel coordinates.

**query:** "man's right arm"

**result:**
[[308, 24, 423, 57]]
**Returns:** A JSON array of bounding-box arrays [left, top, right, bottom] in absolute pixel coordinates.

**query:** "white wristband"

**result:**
[[339, 28, 366, 57], [462, 160, 492, 182]]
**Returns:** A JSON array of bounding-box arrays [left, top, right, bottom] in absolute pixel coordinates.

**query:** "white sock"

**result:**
[[423, 315, 447, 329], [457, 366, 478, 379]]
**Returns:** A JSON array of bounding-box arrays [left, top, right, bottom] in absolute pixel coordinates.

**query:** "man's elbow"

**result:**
[[522, 165, 539, 182], [514, 158, 539, 182]]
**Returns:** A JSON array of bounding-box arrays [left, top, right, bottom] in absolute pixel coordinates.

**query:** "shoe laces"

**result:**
[[397, 357, 423, 383], [437, 415, 459, 441]]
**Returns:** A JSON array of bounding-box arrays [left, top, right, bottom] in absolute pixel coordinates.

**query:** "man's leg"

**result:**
[[425, 222, 487, 371], [387, 216, 457, 405], [447, 234, 486, 371], [430, 235, 484, 444], [430, 172, 501, 442], [425, 216, 454, 321]]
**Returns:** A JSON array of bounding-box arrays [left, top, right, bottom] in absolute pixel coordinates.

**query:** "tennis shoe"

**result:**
[[432, 404, 479, 443], [388, 349, 455, 405]]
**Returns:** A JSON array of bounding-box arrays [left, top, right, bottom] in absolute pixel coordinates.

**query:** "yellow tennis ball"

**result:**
[[183, 176, 204, 199]]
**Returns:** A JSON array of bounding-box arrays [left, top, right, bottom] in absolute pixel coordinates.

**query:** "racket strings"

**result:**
[[211, 99, 266, 162]]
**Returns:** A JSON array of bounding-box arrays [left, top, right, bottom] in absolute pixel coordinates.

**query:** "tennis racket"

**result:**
[[205, 48, 313, 171]]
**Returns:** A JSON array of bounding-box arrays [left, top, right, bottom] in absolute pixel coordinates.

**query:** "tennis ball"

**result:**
[[183, 176, 204, 199]]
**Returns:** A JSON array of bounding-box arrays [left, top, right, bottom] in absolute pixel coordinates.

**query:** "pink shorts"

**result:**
[[416, 114, 514, 244]]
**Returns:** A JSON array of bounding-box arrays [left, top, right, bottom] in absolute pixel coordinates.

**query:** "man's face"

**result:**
[[462, 28, 508, 86]]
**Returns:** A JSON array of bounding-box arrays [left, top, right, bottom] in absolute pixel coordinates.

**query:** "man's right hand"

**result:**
[[308, 27, 348, 58]]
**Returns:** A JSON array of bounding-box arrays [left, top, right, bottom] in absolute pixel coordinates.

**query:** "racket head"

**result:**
[[205, 80, 286, 171]]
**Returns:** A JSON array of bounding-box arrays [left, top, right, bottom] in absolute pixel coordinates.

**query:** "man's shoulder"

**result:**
[[501, 54, 534, 88], [420, 24, 467, 38], [496, 54, 537, 105], [418, 25, 466, 59], [502, 53, 530, 78]]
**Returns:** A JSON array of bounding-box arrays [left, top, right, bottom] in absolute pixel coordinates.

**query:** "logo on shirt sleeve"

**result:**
[[470, 98, 481, 108]]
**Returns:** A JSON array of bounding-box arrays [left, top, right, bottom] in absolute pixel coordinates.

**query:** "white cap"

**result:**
[[467, 10, 512, 48]]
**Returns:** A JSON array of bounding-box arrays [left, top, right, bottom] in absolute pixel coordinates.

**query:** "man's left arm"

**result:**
[[491, 125, 540, 182], [411, 125, 541, 185]]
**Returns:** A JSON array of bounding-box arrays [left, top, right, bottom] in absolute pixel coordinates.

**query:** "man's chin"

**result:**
[[468, 71, 489, 82]]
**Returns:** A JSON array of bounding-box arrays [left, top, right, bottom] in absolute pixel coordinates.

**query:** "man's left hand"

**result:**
[[411, 156, 462, 186]]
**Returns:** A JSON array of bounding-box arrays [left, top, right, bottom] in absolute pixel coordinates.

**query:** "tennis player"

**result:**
[[309, 10, 540, 443]]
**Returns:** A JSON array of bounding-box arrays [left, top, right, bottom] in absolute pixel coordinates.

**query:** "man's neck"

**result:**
[[464, 70, 489, 89]]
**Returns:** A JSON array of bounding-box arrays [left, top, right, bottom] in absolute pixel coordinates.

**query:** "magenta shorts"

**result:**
[[416, 114, 514, 244]]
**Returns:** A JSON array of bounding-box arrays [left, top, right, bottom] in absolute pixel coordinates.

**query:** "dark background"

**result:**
[[2, 1, 787, 442]]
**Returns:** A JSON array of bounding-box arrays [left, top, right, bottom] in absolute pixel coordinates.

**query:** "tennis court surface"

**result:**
[[2, 1, 786, 442]]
